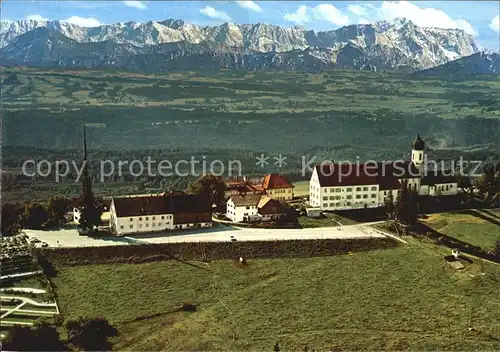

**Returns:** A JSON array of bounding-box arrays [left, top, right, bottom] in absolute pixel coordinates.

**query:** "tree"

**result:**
[[188, 174, 226, 211], [66, 317, 118, 351], [1, 202, 24, 236], [395, 181, 417, 226], [384, 191, 395, 219], [2, 321, 65, 351], [77, 203, 104, 233], [457, 176, 474, 195], [22, 202, 50, 229], [45, 197, 69, 228]]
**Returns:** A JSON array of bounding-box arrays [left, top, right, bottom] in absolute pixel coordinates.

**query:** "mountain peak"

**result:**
[[0, 18, 482, 72]]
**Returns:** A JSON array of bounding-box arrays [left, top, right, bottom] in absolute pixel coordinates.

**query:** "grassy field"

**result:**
[[298, 212, 359, 227], [51, 237, 500, 351], [293, 181, 309, 197], [421, 209, 500, 251]]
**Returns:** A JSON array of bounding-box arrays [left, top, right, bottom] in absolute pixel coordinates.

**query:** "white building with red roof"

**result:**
[[309, 135, 458, 211]]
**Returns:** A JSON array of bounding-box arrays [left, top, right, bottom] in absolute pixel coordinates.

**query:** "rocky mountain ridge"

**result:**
[[0, 18, 483, 72]]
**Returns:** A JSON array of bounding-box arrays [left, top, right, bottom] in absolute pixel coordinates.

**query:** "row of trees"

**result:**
[[2, 317, 117, 351], [2, 197, 70, 236], [1, 195, 106, 236]]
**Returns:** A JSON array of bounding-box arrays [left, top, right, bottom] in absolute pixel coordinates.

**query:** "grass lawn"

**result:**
[[293, 181, 309, 197], [421, 209, 500, 251], [298, 212, 359, 228], [52, 239, 500, 350]]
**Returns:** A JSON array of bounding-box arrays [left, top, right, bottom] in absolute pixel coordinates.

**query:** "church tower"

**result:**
[[411, 134, 425, 174], [80, 124, 94, 205]]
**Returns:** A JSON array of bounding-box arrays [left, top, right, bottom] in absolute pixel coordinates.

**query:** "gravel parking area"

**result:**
[[24, 223, 386, 248]]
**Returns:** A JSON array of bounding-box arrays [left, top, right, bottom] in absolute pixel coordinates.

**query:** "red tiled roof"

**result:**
[[112, 194, 211, 218], [315, 162, 420, 189], [262, 174, 293, 190]]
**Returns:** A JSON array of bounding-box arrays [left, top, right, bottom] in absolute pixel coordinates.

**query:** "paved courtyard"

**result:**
[[24, 223, 387, 248]]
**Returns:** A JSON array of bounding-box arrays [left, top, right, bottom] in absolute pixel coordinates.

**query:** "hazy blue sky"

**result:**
[[2, 1, 499, 50]]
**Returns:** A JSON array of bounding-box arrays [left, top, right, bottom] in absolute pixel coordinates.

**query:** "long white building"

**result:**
[[109, 192, 212, 235], [309, 135, 459, 211]]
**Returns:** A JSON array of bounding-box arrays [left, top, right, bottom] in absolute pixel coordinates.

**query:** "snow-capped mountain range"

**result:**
[[0, 18, 483, 72]]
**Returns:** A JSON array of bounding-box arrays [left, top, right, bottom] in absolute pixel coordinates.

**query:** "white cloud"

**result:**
[[284, 4, 349, 26], [358, 18, 370, 25], [122, 1, 147, 10], [312, 4, 349, 26], [200, 6, 232, 22], [64, 16, 101, 27], [236, 1, 261, 13], [379, 1, 477, 36], [489, 15, 499, 33], [26, 15, 49, 21], [347, 4, 368, 17], [284, 5, 309, 25]]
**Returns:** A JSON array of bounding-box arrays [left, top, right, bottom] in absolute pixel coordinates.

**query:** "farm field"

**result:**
[[421, 209, 500, 251], [51, 237, 500, 351]]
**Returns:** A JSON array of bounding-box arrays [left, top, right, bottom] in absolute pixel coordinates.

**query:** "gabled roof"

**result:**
[[315, 161, 420, 188], [112, 194, 210, 218], [228, 194, 262, 207], [262, 173, 293, 189]]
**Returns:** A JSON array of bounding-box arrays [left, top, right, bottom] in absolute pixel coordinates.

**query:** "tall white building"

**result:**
[[309, 135, 459, 211]]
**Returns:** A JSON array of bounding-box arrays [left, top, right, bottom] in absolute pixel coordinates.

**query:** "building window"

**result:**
[[152, 216, 156, 220], [120, 225, 124, 229], [323, 196, 328, 200], [129, 218, 133, 221], [139, 217, 142, 221], [363, 187, 368, 191], [363, 195, 368, 199], [356, 187, 361, 191], [323, 204, 328, 208], [161, 215, 164, 219], [330, 203, 335, 207], [139, 224, 143, 228], [371, 186, 377, 191], [356, 195, 361, 199], [347, 202, 351, 206], [346, 188, 352, 192], [146, 217, 149, 220], [346, 195, 352, 199], [130, 225, 133, 229], [329, 196, 334, 200], [419, 154, 422, 161], [336, 188, 341, 192], [371, 194, 376, 198], [146, 223, 149, 227]]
